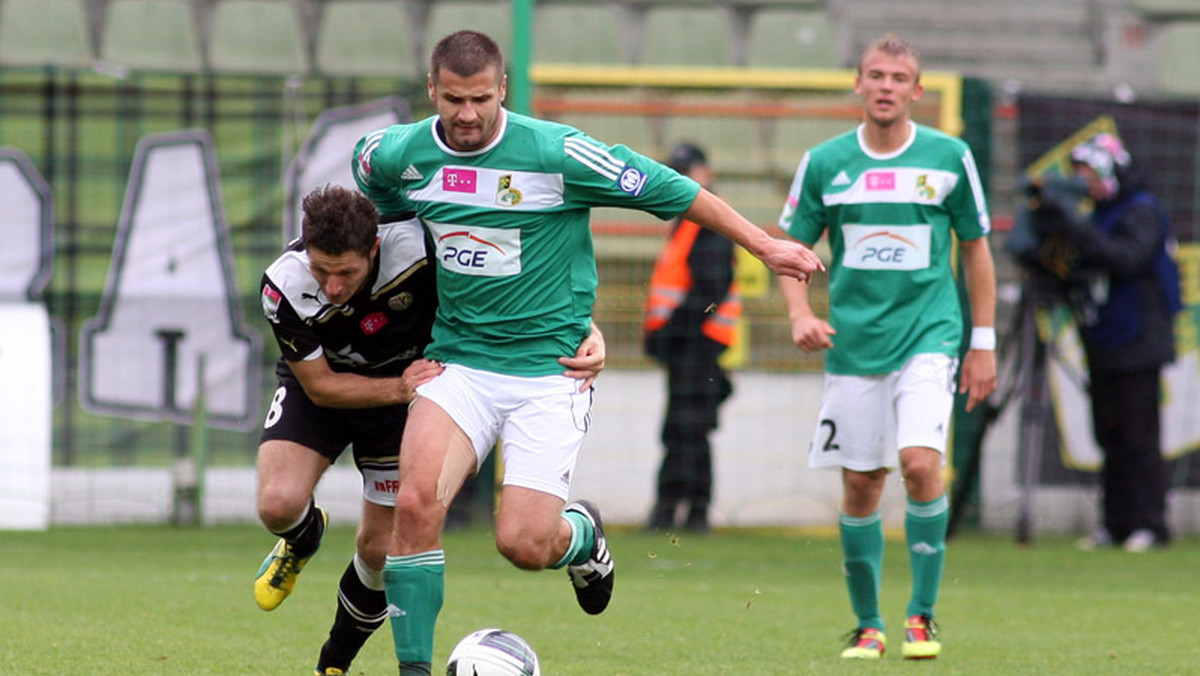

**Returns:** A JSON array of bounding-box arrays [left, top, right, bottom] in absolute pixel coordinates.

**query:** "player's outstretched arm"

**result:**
[[682, 189, 824, 282], [559, 322, 606, 392]]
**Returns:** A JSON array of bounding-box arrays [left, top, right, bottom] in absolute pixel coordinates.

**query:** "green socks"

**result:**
[[905, 494, 949, 618], [552, 509, 595, 569], [383, 550, 445, 674], [839, 510, 884, 630]]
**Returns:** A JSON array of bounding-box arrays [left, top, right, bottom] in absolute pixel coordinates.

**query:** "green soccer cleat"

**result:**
[[901, 613, 941, 660], [254, 506, 328, 611], [841, 627, 886, 659]]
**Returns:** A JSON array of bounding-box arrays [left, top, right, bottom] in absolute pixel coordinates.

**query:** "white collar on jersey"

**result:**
[[856, 119, 917, 161], [431, 107, 509, 157]]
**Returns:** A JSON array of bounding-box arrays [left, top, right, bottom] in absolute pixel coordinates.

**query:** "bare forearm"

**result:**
[[778, 274, 816, 323], [682, 189, 773, 258], [960, 238, 996, 329], [301, 372, 409, 409]]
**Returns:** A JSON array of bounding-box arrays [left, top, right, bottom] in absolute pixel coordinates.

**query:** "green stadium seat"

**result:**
[[639, 6, 734, 67], [662, 93, 763, 176], [425, 2, 512, 60], [1155, 20, 1200, 95], [1131, 0, 1200, 20], [209, 0, 308, 74], [315, 1, 418, 77], [0, 0, 92, 68], [100, 0, 202, 72], [745, 8, 837, 69], [534, 5, 625, 64], [771, 115, 855, 174], [663, 107, 767, 175]]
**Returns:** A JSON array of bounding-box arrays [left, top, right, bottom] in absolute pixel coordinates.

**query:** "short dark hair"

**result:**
[[300, 185, 378, 257], [430, 30, 505, 84], [666, 142, 708, 174]]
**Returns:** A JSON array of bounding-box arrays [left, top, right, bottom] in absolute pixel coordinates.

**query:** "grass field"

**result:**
[[1, 523, 1195, 675]]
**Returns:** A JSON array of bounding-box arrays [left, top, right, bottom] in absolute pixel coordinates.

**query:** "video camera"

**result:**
[[1006, 174, 1091, 277]]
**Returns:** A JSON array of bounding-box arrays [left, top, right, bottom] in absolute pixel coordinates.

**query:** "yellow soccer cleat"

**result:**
[[254, 506, 328, 611], [314, 669, 344, 675], [901, 613, 942, 660], [840, 627, 886, 659]]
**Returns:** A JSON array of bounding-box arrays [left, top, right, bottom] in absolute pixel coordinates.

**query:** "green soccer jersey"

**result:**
[[778, 121, 991, 375], [354, 110, 700, 376]]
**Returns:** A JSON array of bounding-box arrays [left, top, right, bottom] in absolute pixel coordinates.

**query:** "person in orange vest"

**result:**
[[643, 143, 741, 532]]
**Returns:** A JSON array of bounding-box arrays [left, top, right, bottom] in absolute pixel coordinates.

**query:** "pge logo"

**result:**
[[619, 167, 647, 196], [428, 223, 523, 277], [439, 230, 505, 271], [842, 224, 931, 272]]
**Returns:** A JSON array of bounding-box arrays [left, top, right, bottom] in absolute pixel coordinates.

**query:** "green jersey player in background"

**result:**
[[354, 30, 824, 676], [777, 34, 996, 661]]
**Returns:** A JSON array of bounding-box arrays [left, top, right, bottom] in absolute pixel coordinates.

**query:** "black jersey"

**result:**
[[260, 215, 435, 384]]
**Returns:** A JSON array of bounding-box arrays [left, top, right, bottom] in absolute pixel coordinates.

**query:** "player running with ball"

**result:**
[[353, 30, 824, 676]]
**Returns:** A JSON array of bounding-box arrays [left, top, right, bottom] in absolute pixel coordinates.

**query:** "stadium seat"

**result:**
[[534, 5, 624, 64], [1131, 0, 1200, 20], [1155, 20, 1200, 95], [208, 0, 308, 74], [425, 2, 513, 60], [662, 99, 768, 175], [100, 0, 202, 72], [315, 1, 418, 77], [638, 6, 735, 67], [771, 115, 856, 175], [0, 0, 92, 68], [745, 8, 838, 69]]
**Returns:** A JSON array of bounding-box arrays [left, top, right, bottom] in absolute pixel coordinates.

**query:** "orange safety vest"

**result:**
[[643, 219, 741, 347]]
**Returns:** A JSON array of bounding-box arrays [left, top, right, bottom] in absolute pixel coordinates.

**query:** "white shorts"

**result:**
[[416, 363, 593, 500], [808, 353, 958, 472]]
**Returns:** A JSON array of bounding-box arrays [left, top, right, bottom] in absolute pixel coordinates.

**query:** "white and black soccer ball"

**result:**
[[446, 628, 540, 676]]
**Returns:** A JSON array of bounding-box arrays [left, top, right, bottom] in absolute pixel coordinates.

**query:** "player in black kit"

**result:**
[[251, 185, 606, 675]]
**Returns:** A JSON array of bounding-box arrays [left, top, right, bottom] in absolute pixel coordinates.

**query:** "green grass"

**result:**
[[1, 524, 1196, 675]]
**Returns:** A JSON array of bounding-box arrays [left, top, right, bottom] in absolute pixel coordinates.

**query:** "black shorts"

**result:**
[[259, 379, 407, 474]]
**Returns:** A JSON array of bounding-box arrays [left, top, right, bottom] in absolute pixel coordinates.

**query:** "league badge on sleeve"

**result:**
[[619, 166, 647, 196]]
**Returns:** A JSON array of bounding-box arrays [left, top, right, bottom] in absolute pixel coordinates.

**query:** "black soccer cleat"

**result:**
[[564, 500, 614, 615]]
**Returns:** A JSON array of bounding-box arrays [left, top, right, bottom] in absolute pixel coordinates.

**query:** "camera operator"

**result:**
[[1022, 133, 1182, 552]]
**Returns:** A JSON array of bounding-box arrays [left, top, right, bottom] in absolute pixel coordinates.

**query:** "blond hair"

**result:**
[[859, 34, 921, 80]]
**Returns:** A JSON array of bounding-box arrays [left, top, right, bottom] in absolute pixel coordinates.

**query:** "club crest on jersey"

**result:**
[[916, 174, 936, 200], [443, 168, 477, 194], [619, 166, 647, 196], [361, 311, 389, 335], [495, 174, 523, 207], [388, 291, 414, 311]]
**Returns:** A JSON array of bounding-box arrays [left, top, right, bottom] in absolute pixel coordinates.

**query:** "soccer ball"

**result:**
[[446, 628, 540, 676]]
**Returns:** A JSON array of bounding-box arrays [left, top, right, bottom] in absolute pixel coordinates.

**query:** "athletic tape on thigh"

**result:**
[[436, 424, 478, 509]]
